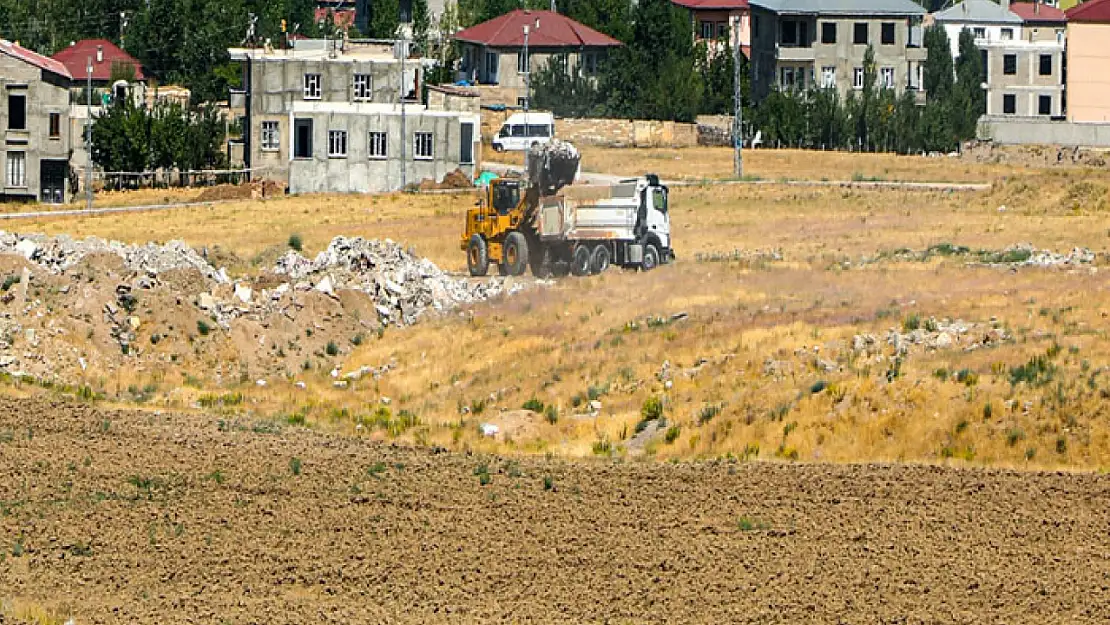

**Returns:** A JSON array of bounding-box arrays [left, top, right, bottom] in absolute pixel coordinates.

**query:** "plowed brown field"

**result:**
[[2, 395, 1109, 624]]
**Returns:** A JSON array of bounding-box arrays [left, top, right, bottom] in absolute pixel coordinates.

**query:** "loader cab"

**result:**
[[491, 179, 522, 215]]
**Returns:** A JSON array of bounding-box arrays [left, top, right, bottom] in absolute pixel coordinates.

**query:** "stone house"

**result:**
[[1065, 0, 1110, 122], [748, 0, 927, 102], [671, 0, 753, 56], [52, 39, 147, 106], [228, 38, 480, 193], [0, 39, 73, 204], [453, 9, 623, 108]]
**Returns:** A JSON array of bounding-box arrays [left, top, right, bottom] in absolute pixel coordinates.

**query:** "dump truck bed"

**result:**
[[534, 196, 638, 242]]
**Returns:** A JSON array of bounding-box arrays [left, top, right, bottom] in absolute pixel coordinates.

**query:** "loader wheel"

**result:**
[[590, 245, 611, 275], [642, 244, 659, 272], [467, 235, 489, 277], [502, 231, 529, 277], [571, 245, 591, 277]]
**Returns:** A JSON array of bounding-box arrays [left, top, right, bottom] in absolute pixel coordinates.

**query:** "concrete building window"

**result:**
[[6, 152, 26, 187], [700, 21, 714, 39], [1003, 54, 1017, 75], [821, 66, 836, 88], [49, 113, 61, 138], [414, 132, 433, 160], [1001, 28, 1014, 40], [303, 73, 322, 100], [7, 94, 26, 130], [1039, 95, 1052, 115], [328, 130, 348, 158], [780, 67, 804, 90], [1003, 94, 1016, 115], [880, 67, 895, 89], [973, 27, 986, 39], [369, 131, 388, 159], [293, 118, 313, 159], [853, 67, 864, 89], [881, 22, 895, 45], [460, 122, 475, 165], [261, 121, 280, 151], [485, 51, 499, 83], [821, 22, 836, 44], [853, 23, 868, 45], [353, 74, 373, 100], [1039, 54, 1052, 76]]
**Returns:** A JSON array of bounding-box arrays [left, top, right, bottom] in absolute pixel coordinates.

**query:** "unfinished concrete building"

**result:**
[[229, 39, 480, 194], [0, 40, 73, 203]]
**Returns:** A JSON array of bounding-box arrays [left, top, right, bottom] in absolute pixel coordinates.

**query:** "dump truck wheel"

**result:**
[[502, 231, 529, 276], [467, 235, 489, 277], [590, 245, 611, 274], [571, 245, 591, 276], [642, 244, 659, 272]]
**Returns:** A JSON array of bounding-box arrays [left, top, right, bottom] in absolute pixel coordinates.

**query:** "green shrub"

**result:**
[[1056, 436, 1067, 454], [592, 438, 612, 455], [542, 475, 554, 491], [664, 425, 681, 444], [325, 341, 339, 356], [809, 380, 827, 394], [288, 233, 303, 251], [522, 397, 545, 413], [902, 313, 921, 332], [1006, 428, 1025, 447], [544, 404, 559, 424], [1, 274, 19, 292], [697, 404, 721, 425], [641, 396, 664, 421], [289, 457, 302, 476], [196, 320, 211, 336]]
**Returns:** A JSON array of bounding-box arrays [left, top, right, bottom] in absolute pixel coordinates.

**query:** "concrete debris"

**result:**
[[695, 248, 784, 265], [0, 232, 228, 282], [234, 283, 252, 304], [853, 318, 1010, 357], [273, 236, 522, 327]]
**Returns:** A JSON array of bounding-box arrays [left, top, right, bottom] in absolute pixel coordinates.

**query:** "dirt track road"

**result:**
[[1, 396, 1108, 624]]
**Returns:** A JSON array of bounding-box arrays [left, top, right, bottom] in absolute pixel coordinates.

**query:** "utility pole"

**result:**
[[522, 22, 531, 178], [119, 12, 128, 50], [399, 35, 407, 190], [732, 17, 743, 179], [85, 57, 93, 210]]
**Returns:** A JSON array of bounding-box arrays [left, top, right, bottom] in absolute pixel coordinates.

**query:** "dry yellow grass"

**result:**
[[6, 155, 1110, 471]]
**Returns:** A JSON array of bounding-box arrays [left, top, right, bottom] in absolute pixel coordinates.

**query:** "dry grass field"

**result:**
[[1, 151, 1108, 472]]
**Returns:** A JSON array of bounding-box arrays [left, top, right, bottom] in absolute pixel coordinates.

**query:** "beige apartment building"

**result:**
[[1065, 0, 1110, 122], [749, 0, 927, 102]]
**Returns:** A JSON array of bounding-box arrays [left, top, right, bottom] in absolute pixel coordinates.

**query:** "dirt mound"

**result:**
[[195, 180, 288, 202], [1, 395, 1108, 623], [411, 168, 474, 191]]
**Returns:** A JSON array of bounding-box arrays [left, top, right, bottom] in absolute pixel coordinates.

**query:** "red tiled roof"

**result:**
[[1067, 0, 1110, 22], [672, 0, 749, 9], [0, 39, 72, 79], [454, 10, 623, 48], [315, 7, 356, 28], [1010, 2, 1067, 22], [52, 39, 144, 82]]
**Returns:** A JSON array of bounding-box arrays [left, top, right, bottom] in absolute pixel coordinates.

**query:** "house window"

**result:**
[[303, 73, 322, 100], [517, 97, 529, 108], [717, 22, 729, 39], [460, 122, 475, 165], [293, 118, 313, 158], [485, 51, 499, 82], [353, 74, 373, 100], [261, 121, 280, 151], [1039, 95, 1052, 115], [780, 67, 796, 89], [1003, 54, 1017, 75], [368, 131, 388, 159], [781, 20, 798, 45], [6, 152, 25, 187], [853, 67, 864, 89], [881, 22, 895, 45], [880, 67, 895, 89], [853, 22, 868, 45], [821, 66, 836, 88], [414, 132, 433, 160], [49, 113, 61, 138], [328, 130, 347, 158], [1001, 27, 1013, 40], [583, 51, 599, 75], [7, 94, 26, 130], [700, 21, 714, 39], [1039, 54, 1052, 76], [973, 27, 985, 39], [821, 22, 837, 44], [517, 50, 528, 74], [1056, 29, 1064, 44], [1003, 94, 1016, 115]]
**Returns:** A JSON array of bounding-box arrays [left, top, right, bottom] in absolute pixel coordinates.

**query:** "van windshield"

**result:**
[[498, 125, 510, 138], [527, 125, 551, 137]]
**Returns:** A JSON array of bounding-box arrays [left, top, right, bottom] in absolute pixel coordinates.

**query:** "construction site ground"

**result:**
[[1, 147, 1110, 621]]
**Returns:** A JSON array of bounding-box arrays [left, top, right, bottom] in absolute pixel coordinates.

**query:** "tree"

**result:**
[[922, 24, 954, 101], [369, 0, 400, 38], [952, 26, 986, 140], [412, 0, 431, 53], [696, 39, 737, 116], [532, 58, 604, 118]]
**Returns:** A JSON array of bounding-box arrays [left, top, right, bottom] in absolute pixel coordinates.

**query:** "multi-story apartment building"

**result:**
[[748, 0, 927, 102], [934, 0, 1025, 55], [1065, 0, 1110, 122], [228, 38, 480, 194], [0, 39, 73, 204]]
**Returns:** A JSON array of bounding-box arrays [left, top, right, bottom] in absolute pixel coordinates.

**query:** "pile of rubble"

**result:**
[[853, 318, 1010, 357], [273, 236, 521, 327], [695, 248, 783, 266], [0, 232, 228, 283], [975, 243, 1096, 269]]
